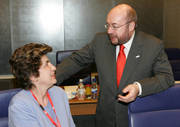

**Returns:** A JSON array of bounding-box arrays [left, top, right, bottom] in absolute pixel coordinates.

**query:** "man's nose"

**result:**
[[107, 27, 113, 34]]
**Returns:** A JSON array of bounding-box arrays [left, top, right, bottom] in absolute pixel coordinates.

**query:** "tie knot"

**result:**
[[120, 44, 125, 51]]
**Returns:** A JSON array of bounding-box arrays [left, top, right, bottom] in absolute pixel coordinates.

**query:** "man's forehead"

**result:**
[[107, 11, 127, 24]]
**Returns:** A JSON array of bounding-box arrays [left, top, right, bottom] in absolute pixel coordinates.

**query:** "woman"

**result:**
[[8, 43, 75, 127]]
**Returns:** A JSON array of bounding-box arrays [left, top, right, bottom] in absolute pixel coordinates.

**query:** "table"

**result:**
[[61, 84, 98, 116], [0, 75, 15, 80], [0, 75, 16, 90], [69, 98, 97, 115]]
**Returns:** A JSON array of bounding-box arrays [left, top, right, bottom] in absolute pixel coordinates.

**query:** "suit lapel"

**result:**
[[118, 32, 143, 90]]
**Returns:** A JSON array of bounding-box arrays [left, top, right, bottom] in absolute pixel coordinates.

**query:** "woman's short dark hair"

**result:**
[[9, 43, 52, 90]]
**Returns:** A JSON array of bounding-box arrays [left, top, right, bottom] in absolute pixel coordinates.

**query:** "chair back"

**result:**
[[165, 48, 180, 60], [0, 88, 21, 127], [165, 48, 180, 80], [56, 50, 96, 85], [128, 85, 180, 127], [56, 50, 77, 65]]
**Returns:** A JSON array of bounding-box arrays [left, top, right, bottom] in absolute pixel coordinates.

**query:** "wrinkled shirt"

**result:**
[[9, 86, 75, 127]]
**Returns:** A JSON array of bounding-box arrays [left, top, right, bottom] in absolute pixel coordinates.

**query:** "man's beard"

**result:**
[[109, 33, 131, 46], [117, 34, 131, 45]]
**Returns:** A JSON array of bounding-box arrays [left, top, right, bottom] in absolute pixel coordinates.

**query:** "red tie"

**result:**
[[117, 45, 126, 87]]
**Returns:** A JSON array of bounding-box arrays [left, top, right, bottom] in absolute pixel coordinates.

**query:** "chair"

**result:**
[[165, 48, 180, 80], [56, 50, 97, 85], [0, 88, 21, 127], [128, 85, 180, 127], [56, 50, 77, 65]]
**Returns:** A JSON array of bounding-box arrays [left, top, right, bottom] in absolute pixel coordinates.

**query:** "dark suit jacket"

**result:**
[[56, 31, 174, 127]]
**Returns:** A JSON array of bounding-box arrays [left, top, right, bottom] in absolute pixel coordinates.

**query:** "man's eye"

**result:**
[[112, 26, 119, 28]]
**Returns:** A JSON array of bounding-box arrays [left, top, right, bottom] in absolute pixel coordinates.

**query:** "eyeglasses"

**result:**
[[104, 21, 132, 30]]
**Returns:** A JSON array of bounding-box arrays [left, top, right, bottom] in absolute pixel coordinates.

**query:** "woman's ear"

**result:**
[[30, 75, 38, 83]]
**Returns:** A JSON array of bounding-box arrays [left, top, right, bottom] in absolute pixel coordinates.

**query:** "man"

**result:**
[[56, 4, 174, 127]]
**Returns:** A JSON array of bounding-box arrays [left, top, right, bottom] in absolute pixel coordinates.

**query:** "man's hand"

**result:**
[[117, 83, 139, 103]]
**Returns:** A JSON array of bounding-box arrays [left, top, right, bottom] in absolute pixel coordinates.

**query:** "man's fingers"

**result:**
[[117, 84, 139, 103]]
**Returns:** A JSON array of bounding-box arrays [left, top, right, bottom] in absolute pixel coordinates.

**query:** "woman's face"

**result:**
[[36, 55, 57, 88]]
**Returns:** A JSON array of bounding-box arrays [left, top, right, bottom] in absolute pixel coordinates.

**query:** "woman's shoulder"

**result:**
[[49, 86, 66, 95], [48, 86, 68, 103], [9, 90, 34, 114], [10, 89, 32, 105]]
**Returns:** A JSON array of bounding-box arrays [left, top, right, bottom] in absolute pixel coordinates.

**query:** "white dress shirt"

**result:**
[[116, 31, 142, 96]]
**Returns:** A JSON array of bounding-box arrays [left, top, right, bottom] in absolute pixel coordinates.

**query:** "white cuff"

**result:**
[[134, 82, 142, 96]]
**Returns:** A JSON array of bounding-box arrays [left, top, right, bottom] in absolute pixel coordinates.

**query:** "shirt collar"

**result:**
[[116, 31, 135, 59], [124, 31, 135, 50]]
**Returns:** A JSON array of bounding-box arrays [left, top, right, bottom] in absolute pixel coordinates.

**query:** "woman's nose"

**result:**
[[50, 63, 56, 71]]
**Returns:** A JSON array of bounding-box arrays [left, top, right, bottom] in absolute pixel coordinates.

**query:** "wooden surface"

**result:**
[[0, 75, 15, 80], [175, 81, 180, 84], [61, 84, 98, 116], [69, 97, 97, 115], [69, 98, 97, 104], [69, 99, 97, 115]]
